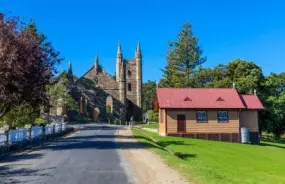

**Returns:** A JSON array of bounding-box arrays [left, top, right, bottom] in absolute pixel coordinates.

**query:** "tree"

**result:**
[[160, 59, 183, 88], [0, 14, 62, 118], [146, 110, 158, 123], [106, 105, 112, 124], [48, 72, 76, 111], [260, 73, 285, 139], [190, 59, 264, 94], [2, 103, 39, 129], [161, 22, 206, 88], [227, 59, 263, 94], [142, 80, 157, 112]]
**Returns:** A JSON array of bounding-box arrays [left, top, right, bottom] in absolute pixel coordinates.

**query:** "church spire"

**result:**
[[94, 53, 99, 69], [67, 60, 74, 82], [136, 41, 141, 57], [67, 60, 72, 76], [116, 42, 123, 82], [117, 42, 122, 57]]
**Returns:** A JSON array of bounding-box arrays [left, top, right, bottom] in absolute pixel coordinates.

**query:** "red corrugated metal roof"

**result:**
[[157, 88, 246, 109], [240, 95, 264, 109]]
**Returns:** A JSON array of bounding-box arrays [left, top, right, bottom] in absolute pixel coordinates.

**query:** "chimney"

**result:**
[[156, 81, 159, 88], [254, 89, 257, 96], [232, 82, 236, 89]]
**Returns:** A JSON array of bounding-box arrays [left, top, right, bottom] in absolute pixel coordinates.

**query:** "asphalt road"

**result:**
[[0, 124, 138, 184]]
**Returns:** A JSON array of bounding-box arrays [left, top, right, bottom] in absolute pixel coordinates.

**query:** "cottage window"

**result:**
[[196, 111, 207, 123], [217, 111, 229, 123]]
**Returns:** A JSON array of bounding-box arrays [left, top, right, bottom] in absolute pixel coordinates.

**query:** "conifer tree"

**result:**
[[161, 22, 206, 87]]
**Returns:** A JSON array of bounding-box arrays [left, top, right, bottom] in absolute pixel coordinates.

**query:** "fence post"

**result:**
[[28, 127, 32, 142], [5, 131, 9, 146], [52, 124, 55, 138], [43, 125, 46, 140]]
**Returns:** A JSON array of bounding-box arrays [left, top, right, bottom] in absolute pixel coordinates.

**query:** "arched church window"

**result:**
[[80, 96, 85, 114], [128, 83, 132, 91], [80, 96, 88, 114], [106, 95, 113, 113], [128, 70, 131, 76]]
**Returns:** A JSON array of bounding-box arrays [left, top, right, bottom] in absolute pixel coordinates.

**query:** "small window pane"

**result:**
[[197, 111, 207, 123], [218, 111, 228, 123]]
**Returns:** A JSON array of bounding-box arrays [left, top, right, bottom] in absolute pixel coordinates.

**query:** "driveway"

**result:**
[[0, 124, 138, 184]]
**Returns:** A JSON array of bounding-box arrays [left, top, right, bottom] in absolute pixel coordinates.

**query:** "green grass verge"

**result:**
[[132, 129, 285, 184], [141, 123, 158, 129]]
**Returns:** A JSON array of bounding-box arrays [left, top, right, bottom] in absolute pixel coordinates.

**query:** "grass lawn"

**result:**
[[140, 123, 158, 129], [132, 129, 285, 184]]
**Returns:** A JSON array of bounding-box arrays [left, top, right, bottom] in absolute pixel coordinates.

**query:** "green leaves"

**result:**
[[161, 22, 206, 88], [2, 103, 39, 129], [261, 73, 285, 139], [142, 81, 157, 112], [48, 72, 76, 110]]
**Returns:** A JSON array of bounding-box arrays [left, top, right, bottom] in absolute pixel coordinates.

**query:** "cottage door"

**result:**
[[177, 115, 186, 133]]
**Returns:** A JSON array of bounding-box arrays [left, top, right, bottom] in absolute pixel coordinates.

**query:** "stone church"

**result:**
[[65, 43, 142, 122]]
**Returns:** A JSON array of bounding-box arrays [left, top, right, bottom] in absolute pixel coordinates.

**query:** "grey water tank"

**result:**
[[241, 127, 250, 143]]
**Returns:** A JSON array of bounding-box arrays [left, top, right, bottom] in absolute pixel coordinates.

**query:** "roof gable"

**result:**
[[184, 97, 192, 101], [240, 95, 264, 109]]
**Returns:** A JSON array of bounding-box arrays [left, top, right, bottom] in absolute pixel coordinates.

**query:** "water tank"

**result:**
[[241, 127, 250, 143]]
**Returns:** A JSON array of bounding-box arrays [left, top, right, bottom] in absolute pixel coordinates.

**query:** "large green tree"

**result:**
[[142, 80, 157, 112], [190, 59, 264, 94], [260, 73, 285, 139], [160, 22, 206, 87]]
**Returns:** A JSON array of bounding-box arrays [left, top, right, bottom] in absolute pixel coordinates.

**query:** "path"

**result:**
[[0, 124, 138, 184], [118, 128, 189, 184], [0, 124, 189, 184]]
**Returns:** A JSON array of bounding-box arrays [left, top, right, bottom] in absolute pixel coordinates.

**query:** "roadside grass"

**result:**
[[132, 129, 285, 184], [141, 123, 158, 129]]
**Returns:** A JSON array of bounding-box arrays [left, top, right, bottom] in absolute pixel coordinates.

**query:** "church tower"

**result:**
[[135, 42, 142, 111], [117, 43, 126, 122]]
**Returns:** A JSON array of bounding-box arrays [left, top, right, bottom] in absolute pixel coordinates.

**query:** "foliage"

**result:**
[[260, 73, 285, 139], [106, 105, 112, 114], [35, 117, 47, 125], [190, 59, 264, 94], [48, 72, 76, 110], [106, 105, 112, 123], [133, 129, 285, 184], [160, 22, 206, 88], [142, 80, 157, 112], [2, 103, 40, 128], [147, 110, 158, 122], [0, 14, 62, 118]]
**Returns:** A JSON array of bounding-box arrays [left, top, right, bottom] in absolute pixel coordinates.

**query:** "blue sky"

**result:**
[[1, 0, 285, 82]]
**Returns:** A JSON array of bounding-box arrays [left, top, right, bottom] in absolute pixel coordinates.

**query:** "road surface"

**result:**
[[0, 124, 138, 184]]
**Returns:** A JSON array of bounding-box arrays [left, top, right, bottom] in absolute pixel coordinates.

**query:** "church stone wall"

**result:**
[[68, 43, 142, 122]]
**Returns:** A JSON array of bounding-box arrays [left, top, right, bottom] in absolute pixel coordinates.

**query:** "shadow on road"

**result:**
[[0, 153, 44, 163], [0, 164, 54, 184]]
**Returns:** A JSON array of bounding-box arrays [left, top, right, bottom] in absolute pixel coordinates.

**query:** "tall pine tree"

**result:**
[[161, 22, 206, 88]]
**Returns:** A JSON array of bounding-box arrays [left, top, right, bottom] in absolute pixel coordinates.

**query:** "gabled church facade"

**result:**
[[66, 43, 142, 122]]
